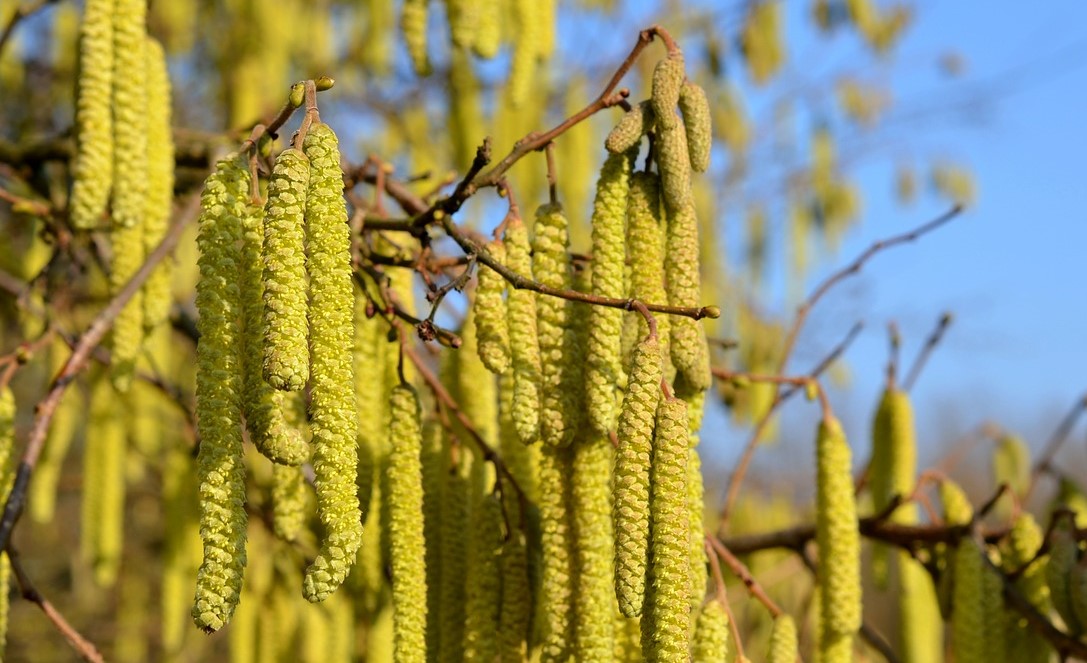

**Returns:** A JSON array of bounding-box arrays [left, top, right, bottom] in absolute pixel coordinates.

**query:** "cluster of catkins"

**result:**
[[191, 119, 361, 631], [70, 0, 175, 391]]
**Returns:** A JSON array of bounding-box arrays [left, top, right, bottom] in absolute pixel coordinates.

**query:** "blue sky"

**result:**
[[689, 1, 1087, 490]]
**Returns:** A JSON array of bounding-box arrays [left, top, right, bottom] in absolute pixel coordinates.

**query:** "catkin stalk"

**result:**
[[302, 123, 363, 601]]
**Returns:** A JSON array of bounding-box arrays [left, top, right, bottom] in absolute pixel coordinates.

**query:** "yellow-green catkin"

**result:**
[[471, 0, 500, 58], [538, 443, 576, 661], [691, 600, 730, 662], [626, 172, 671, 364], [438, 451, 469, 663], [992, 433, 1031, 501], [951, 538, 986, 663], [302, 123, 363, 602], [981, 554, 1007, 663], [586, 148, 637, 434], [109, 0, 149, 392], [0, 387, 14, 656], [500, 530, 532, 662], [445, 0, 477, 48], [474, 241, 511, 374], [192, 156, 249, 633], [572, 431, 616, 660], [240, 184, 308, 466], [767, 613, 798, 663], [499, 366, 540, 504], [900, 551, 943, 663], [261, 147, 310, 391], [420, 421, 444, 652], [646, 397, 691, 663], [82, 385, 127, 587], [815, 415, 861, 653], [463, 493, 504, 661], [869, 387, 917, 587], [142, 35, 175, 332], [504, 215, 541, 444], [70, 0, 114, 229], [271, 463, 307, 542], [1047, 517, 1082, 634], [400, 0, 430, 76], [386, 384, 427, 662], [687, 447, 708, 610], [507, 0, 538, 107], [1000, 514, 1050, 663], [614, 335, 664, 617], [533, 202, 578, 447], [353, 282, 385, 524], [678, 81, 712, 172], [606, 100, 655, 154]]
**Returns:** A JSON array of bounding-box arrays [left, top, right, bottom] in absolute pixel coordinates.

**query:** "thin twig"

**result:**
[[902, 311, 953, 392], [1024, 392, 1087, 503], [706, 534, 783, 618]]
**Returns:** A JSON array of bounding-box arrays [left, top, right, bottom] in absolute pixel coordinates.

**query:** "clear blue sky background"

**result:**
[[681, 1, 1087, 491]]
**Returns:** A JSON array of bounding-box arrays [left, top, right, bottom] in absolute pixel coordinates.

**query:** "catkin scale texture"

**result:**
[[142, 35, 175, 332], [815, 415, 861, 637], [70, 0, 114, 229], [768, 614, 798, 663], [504, 216, 541, 444], [613, 335, 663, 617], [386, 385, 428, 662], [691, 600, 730, 662], [474, 241, 511, 374], [1047, 520, 1082, 635], [646, 398, 691, 663], [533, 203, 577, 447], [192, 156, 249, 633], [499, 531, 532, 662], [665, 199, 710, 391], [586, 149, 636, 434], [606, 101, 655, 154], [302, 123, 363, 602], [261, 148, 310, 391], [626, 173, 671, 366], [572, 433, 616, 661], [678, 81, 712, 172], [537, 444, 576, 661], [651, 53, 686, 132], [869, 387, 917, 586]]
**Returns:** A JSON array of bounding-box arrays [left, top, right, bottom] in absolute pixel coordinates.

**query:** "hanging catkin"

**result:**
[[419, 420, 444, 653], [261, 147, 310, 391], [1047, 517, 1082, 635], [353, 286, 383, 522], [678, 81, 712, 173], [768, 613, 798, 663], [192, 155, 249, 633], [400, 0, 430, 76], [951, 538, 986, 663], [504, 214, 541, 444], [687, 447, 709, 610], [869, 387, 917, 587], [270, 463, 307, 542], [471, 0, 500, 59], [499, 530, 532, 662], [302, 122, 363, 602], [463, 493, 504, 662], [586, 148, 637, 434], [606, 101, 655, 154], [815, 415, 861, 652], [533, 202, 579, 447], [572, 431, 616, 661], [691, 600, 730, 662], [0, 387, 13, 656], [142, 35, 175, 332], [626, 172, 671, 365], [646, 397, 691, 663], [538, 443, 576, 662], [387, 384, 428, 663], [474, 241, 511, 374], [70, 0, 114, 229], [507, 0, 538, 107], [1001, 513, 1051, 663], [240, 184, 308, 466], [81, 379, 125, 587], [613, 334, 663, 617]]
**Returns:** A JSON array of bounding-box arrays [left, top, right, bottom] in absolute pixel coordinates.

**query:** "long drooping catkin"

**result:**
[[691, 600, 730, 662], [400, 0, 430, 76], [613, 335, 663, 617], [302, 123, 363, 602], [474, 241, 511, 374], [507, 0, 538, 107], [537, 443, 576, 662], [626, 172, 671, 369], [81, 375, 126, 587], [768, 613, 798, 663], [1001, 514, 1052, 663], [499, 530, 532, 662], [646, 397, 691, 662], [951, 538, 986, 663], [815, 415, 861, 650], [192, 156, 249, 633], [869, 387, 917, 586], [678, 81, 712, 172], [261, 148, 310, 391], [142, 35, 175, 332], [387, 384, 428, 663], [572, 431, 615, 661], [70, 0, 114, 229], [438, 453, 468, 663], [504, 215, 541, 444], [586, 148, 637, 434], [463, 493, 503, 662]]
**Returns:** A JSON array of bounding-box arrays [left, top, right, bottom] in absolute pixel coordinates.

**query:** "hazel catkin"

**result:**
[[613, 334, 663, 617], [69, 0, 114, 230], [400, 0, 431, 76], [537, 444, 576, 661], [869, 387, 917, 586], [572, 432, 616, 660], [768, 613, 799, 663], [678, 80, 712, 172], [951, 538, 986, 663], [261, 148, 310, 392], [499, 530, 532, 662], [473, 241, 511, 374], [533, 202, 577, 447], [606, 101, 655, 154], [302, 123, 364, 602], [142, 35, 175, 333], [691, 600, 730, 662], [815, 415, 861, 641], [504, 215, 541, 444]]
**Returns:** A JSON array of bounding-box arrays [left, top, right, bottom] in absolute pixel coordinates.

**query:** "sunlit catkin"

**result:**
[[533, 202, 577, 447], [463, 493, 503, 662], [951, 538, 986, 663], [400, 0, 430, 76], [647, 397, 691, 663], [261, 147, 310, 391], [386, 384, 427, 662], [499, 530, 532, 662], [691, 600, 730, 663], [572, 432, 616, 660], [768, 613, 798, 663], [474, 241, 511, 374], [815, 415, 861, 639], [626, 172, 671, 359], [1047, 517, 1082, 634], [142, 35, 175, 332], [302, 123, 363, 602], [507, 0, 538, 107], [108, 0, 149, 392], [606, 100, 655, 154], [678, 81, 712, 172], [504, 215, 541, 444], [666, 201, 710, 391], [613, 334, 663, 617], [538, 444, 576, 661], [869, 387, 917, 586], [1000, 513, 1051, 663], [70, 0, 114, 229], [651, 52, 686, 132], [271, 463, 307, 542], [192, 156, 249, 633], [471, 0, 500, 59], [438, 455, 469, 662], [240, 189, 308, 466]]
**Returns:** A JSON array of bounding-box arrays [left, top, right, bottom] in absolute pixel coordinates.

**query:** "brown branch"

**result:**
[[902, 311, 953, 392], [1025, 392, 1087, 503], [706, 534, 783, 618], [7, 547, 104, 662], [0, 193, 201, 552]]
